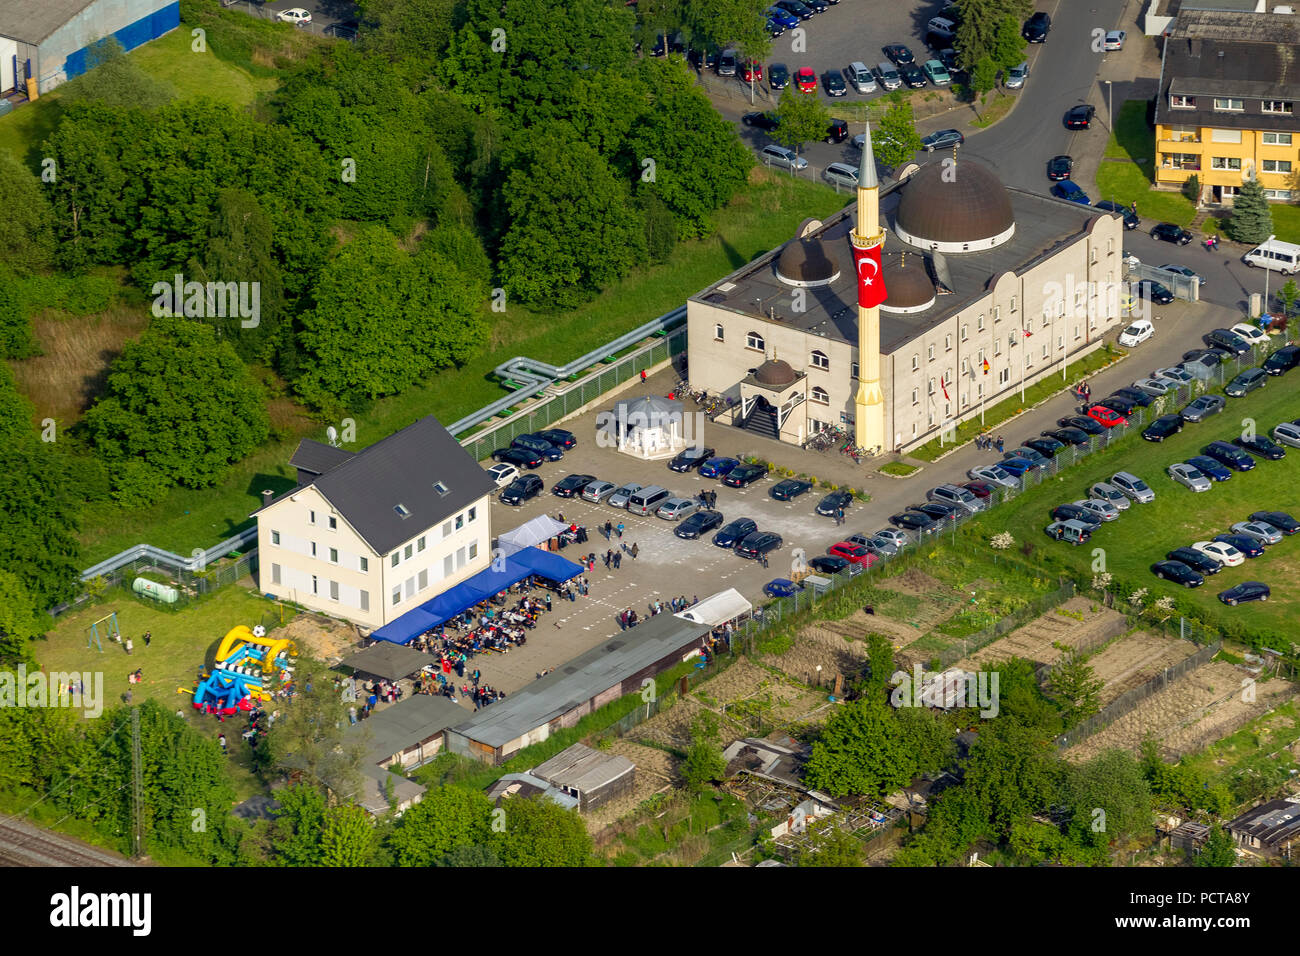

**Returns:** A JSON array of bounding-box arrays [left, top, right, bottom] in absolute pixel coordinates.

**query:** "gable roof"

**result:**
[[0, 0, 95, 44], [290, 439, 355, 479], [276, 416, 496, 556]]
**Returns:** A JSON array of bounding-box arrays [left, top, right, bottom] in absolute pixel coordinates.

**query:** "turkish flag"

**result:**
[[852, 244, 887, 310], [941, 376, 949, 401]]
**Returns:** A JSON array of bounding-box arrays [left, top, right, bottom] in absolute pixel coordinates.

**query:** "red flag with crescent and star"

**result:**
[[852, 244, 887, 310]]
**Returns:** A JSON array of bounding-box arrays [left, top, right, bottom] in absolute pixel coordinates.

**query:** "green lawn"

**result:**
[[984, 370, 1300, 641], [77, 173, 845, 562]]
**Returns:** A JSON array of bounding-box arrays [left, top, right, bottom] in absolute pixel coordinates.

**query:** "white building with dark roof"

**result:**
[[253, 415, 497, 628]]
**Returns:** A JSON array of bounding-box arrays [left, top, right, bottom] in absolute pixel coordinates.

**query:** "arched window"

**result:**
[[714, 324, 725, 341], [746, 331, 764, 352], [811, 349, 829, 370], [811, 386, 830, 404]]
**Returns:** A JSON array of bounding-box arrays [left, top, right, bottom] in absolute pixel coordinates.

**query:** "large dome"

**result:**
[[776, 236, 840, 286], [880, 253, 935, 314], [753, 359, 797, 388], [894, 160, 1015, 252]]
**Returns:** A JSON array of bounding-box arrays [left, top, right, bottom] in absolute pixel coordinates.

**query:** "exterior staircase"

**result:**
[[739, 402, 780, 440]]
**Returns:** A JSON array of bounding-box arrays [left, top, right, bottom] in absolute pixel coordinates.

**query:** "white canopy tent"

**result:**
[[496, 515, 569, 556], [675, 588, 753, 627]]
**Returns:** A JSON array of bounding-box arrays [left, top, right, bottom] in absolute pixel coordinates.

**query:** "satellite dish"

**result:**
[[326, 425, 339, 447]]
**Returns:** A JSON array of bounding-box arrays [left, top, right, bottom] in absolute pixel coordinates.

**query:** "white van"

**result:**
[[927, 17, 957, 37], [1242, 238, 1300, 275], [627, 485, 672, 515], [845, 61, 877, 94]]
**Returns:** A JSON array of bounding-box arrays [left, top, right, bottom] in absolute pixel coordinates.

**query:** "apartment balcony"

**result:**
[[1158, 136, 1202, 148]]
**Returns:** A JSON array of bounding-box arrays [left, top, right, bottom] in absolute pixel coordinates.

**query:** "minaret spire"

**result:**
[[851, 122, 887, 455]]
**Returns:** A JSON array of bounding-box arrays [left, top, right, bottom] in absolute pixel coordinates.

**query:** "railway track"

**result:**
[[0, 818, 136, 867]]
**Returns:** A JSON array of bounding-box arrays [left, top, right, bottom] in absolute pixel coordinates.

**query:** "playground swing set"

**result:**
[[87, 612, 121, 653]]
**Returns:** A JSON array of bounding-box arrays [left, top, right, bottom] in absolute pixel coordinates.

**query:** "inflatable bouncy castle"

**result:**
[[189, 625, 296, 717]]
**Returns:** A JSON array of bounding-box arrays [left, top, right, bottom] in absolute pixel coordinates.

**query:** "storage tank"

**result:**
[[133, 577, 178, 604]]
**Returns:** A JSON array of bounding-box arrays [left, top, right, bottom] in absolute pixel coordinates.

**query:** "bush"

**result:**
[[1181, 174, 1200, 204]]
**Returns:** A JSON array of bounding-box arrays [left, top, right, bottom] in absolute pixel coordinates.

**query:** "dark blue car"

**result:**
[[1186, 455, 1232, 481], [1214, 533, 1264, 558], [1051, 180, 1091, 205], [712, 517, 758, 548], [1202, 441, 1255, 472], [1219, 581, 1270, 606], [999, 456, 1036, 477], [699, 456, 740, 479], [764, 578, 803, 598]]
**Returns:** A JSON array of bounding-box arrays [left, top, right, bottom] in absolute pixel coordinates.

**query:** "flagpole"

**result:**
[[1020, 323, 1027, 405]]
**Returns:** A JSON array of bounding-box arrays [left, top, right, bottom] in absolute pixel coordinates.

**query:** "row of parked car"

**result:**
[[1148, 508, 1297, 606]]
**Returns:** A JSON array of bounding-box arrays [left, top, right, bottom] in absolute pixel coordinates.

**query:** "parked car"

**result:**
[[760, 144, 808, 171], [1060, 415, 1106, 435], [1203, 328, 1251, 356], [513, 434, 564, 460], [676, 510, 724, 539], [824, 118, 849, 144], [1185, 455, 1232, 482], [889, 511, 940, 535], [722, 463, 767, 487], [742, 61, 764, 82], [668, 445, 717, 472], [1088, 481, 1130, 511], [793, 66, 817, 92], [1154, 366, 1195, 384], [1096, 395, 1136, 417], [962, 481, 997, 500], [1179, 394, 1226, 423], [1023, 11, 1051, 41], [1005, 447, 1050, 469], [968, 464, 1018, 487], [486, 462, 521, 487], [768, 63, 790, 90], [824, 162, 859, 188], [1051, 180, 1090, 205], [921, 129, 964, 151], [1272, 421, 1300, 448], [1235, 434, 1286, 460], [607, 482, 643, 508], [1133, 377, 1176, 397], [922, 59, 951, 85], [1165, 547, 1222, 576], [536, 428, 576, 449], [1103, 30, 1126, 50], [1219, 582, 1270, 606], [1214, 533, 1265, 559], [1152, 223, 1194, 245], [1136, 281, 1174, 305], [1113, 386, 1155, 408], [735, 531, 783, 559], [998, 456, 1037, 477], [1249, 510, 1300, 534], [874, 528, 912, 551], [1023, 436, 1066, 459], [828, 542, 876, 566], [900, 63, 927, 88], [742, 111, 781, 132], [1111, 471, 1155, 503], [717, 48, 738, 75], [1094, 200, 1140, 230], [699, 457, 740, 478], [656, 497, 700, 521], [1231, 520, 1282, 546], [1201, 441, 1256, 471], [1150, 561, 1204, 588], [1143, 414, 1184, 442], [500, 474, 544, 505], [764, 578, 803, 598], [809, 556, 853, 575], [1064, 105, 1095, 129], [766, 7, 799, 29], [492, 446, 544, 469], [712, 518, 758, 548], [1118, 319, 1154, 347], [1051, 504, 1102, 530], [1192, 540, 1244, 567], [552, 474, 596, 498], [883, 43, 915, 65], [1225, 368, 1268, 398], [1230, 322, 1266, 345], [1073, 498, 1120, 522], [1167, 462, 1211, 492], [771, 478, 814, 500], [1086, 405, 1128, 428], [1265, 345, 1300, 375], [1047, 155, 1073, 181], [1045, 520, 1091, 545], [581, 479, 618, 502], [277, 7, 312, 24], [1046, 427, 1091, 447], [816, 490, 855, 516], [910, 501, 961, 523], [1004, 61, 1029, 89], [822, 69, 848, 96], [1159, 264, 1205, 288]]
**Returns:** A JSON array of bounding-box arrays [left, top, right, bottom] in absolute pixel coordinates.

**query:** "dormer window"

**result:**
[[433, 481, 449, 496], [394, 503, 411, 518]]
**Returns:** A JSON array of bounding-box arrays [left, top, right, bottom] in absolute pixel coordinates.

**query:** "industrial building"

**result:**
[[0, 0, 179, 96]]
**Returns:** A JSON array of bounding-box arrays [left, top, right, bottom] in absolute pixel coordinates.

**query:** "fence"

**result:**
[[63, 551, 259, 616], [1054, 639, 1222, 750], [1034, 613, 1132, 685], [459, 325, 687, 463]]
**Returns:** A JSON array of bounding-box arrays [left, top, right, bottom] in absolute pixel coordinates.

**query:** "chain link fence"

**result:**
[[460, 326, 687, 463], [70, 552, 259, 615]]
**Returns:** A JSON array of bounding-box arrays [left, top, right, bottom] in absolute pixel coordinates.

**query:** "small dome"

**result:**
[[895, 160, 1015, 250], [776, 236, 840, 286], [754, 359, 797, 387], [880, 254, 936, 313]]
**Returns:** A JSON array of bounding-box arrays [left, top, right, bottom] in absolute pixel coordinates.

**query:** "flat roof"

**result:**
[[690, 169, 1100, 355], [450, 612, 710, 749], [348, 694, 467, 763], [0, 0, 95, 44], [1173, 9, 1300, 42], [340, 642, 432, 681]]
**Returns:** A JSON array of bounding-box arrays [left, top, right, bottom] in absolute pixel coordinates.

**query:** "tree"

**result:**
[[953, 0, 1028, 70], [1061, 750, 1151, 853], [82, 317, 269, 504], [268, 656, 369, 802], [356, 0, 459, 80], [894, 706, 958, 776], [681, 737, 727, 792], [1182, 173, 1201, 204], [320, 804, 376, 866], [0, 442, 83, 608], [989, 15, 1026, 71], [1047, 655, 1104, 728], [970, 55, 999, 96], [61, 38, 174, 111], [0, 151, 56, 272], [1277, 278, 1298, 317], [805, 699, 917, 797], [773, 86, 830, 157], [388, 785, 495, 865], [1195, 824, 1237, 867], [873, 96, 925, 171], [0, 569, 49, 667], [1224, 177, 1274, 244], [497, 133, 646, 310], [799, 821, 863, 866], [0, 279, 37, 359], [270, 783, 329, 867], [962, 719, 1063, 838], [492, 795, 593, 866]]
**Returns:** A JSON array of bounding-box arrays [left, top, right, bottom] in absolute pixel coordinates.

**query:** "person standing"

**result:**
[[616, 522, 624, 539], [218, 733, 228, 755], [836, 507, 844, 526], [630, 542, 639, 559], [545, 593, 552, 612], [640, 369, 647, 384], [604, 520, 613, 539], [124, 637, 133, 655], [348, 706, 357, 726], [142, 631, 152, 648], [613, 551, 622, 569], [996, 436, 1004, 453]]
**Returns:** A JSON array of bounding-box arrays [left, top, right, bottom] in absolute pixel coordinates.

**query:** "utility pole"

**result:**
[[131, 706, 144, 859]]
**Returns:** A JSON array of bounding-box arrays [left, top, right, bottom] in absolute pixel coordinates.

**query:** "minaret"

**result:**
[[851, 123, 887, 453]]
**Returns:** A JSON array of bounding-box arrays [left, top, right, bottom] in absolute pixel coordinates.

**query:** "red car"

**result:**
[[794, 66, 817, 93], [742, 61, 763, 82], [962, 481, 995, 500], [1086, 404, 1128, 428], [828, 542, 878, 566]]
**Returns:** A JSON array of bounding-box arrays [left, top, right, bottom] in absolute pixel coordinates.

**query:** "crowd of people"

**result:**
[[618, 594, 699, 630]]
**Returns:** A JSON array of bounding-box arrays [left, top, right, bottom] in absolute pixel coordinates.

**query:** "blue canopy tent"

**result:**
[[370, 547, 584, 645]]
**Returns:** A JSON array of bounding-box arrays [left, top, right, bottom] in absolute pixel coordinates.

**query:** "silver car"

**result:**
[[968, 464, 1018, 488], [1155, 366, 1195, 385], [760, 144, 808, 171], [1273, 422, 1300, 448], [1073, 498, 1120, 521], [1112, 471, 1155, 503], [580, 479, 617, 503], [1231, 520, 1282, 545], [873, 528, 911, 551], [1133, 377, 1174, 396], [1088, 481, 1131, 511], [1004, 61, 1028, 89], [1167, 463, 1211, 493], [607, 482, 643, 508], [928, 483, 983, 513], [656, 497, 700, 521]]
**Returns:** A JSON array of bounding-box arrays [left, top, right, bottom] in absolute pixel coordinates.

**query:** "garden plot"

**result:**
[[584, 740, 676, 834], [767, 623, 873, 685], [1064, 661, 1289, 762], [692, 657, 829, 729], [1085, 631, 1200, 708], [955, 597, 1125, 670], [628, 697, 743, 752]]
